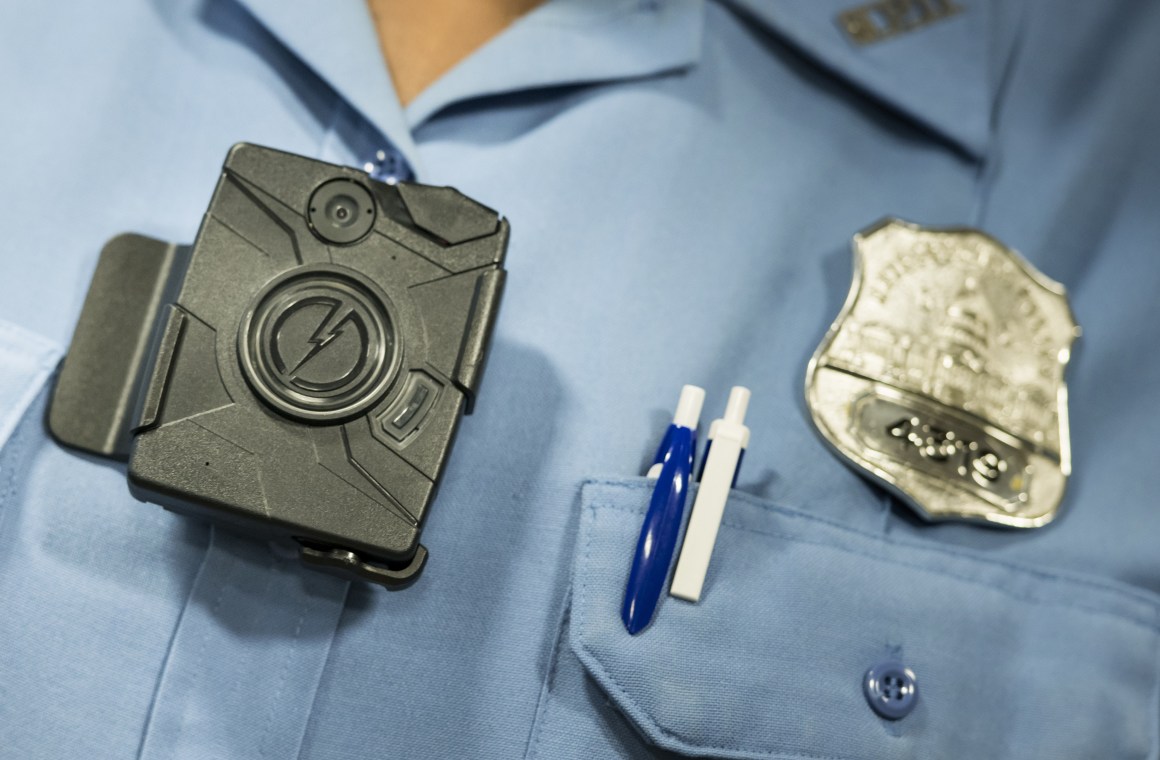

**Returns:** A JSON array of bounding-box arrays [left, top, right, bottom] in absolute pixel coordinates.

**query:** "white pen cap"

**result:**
[[673, 385, 706, 429], [646, 385, 705, 480], [706, 386, 751, 448], [723, 386, 749, 426]]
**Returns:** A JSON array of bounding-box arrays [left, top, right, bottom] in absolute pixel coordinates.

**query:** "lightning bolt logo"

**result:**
[[288, 297, 358, 376]]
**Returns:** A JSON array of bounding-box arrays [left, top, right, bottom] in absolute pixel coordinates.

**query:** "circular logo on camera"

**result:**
[[239, 268, 396, 422]]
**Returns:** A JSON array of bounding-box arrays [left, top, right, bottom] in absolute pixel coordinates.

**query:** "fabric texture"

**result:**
[[1, 0, 1158, 757]]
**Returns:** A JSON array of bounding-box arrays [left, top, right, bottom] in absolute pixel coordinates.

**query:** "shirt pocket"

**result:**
[[526, 477, 1160, 760]]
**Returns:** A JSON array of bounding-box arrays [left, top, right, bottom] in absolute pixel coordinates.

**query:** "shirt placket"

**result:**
[[136, 530, 350, 760], [135, 12, 416, 757]]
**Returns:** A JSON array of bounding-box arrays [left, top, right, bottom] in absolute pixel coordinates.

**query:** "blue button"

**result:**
[[863, 661, 918, 720], [363, 148, 413, 184]]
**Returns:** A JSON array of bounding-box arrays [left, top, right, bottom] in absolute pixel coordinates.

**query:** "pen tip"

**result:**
[[621, 601, 649, 635]]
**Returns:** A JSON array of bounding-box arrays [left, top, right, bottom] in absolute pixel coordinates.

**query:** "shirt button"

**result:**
[[863, 661, 918, 720], [364, 148, 413, 184]]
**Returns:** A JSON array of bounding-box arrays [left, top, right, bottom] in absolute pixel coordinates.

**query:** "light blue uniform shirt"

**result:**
[[1, 1, 1159, 757]]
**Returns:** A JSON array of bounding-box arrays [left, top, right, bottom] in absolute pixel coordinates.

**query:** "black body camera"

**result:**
[[49, 144, 508, 587]]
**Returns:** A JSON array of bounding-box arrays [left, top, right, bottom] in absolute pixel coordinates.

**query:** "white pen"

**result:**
[[669, 386, 750, 603]]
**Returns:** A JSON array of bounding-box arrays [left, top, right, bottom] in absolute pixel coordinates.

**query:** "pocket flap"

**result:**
[[569, 478, 1160, 758]]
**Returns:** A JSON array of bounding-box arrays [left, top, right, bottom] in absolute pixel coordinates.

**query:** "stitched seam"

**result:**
[[260, 589, 312, 758], [524, 0, 658, 30], [583, 478, 1160, 611], [136, 532, 213, 760], [199, 549, 278, 755], [0, 395, 33, 551], [293, 580, 350, 760], [525, 598, 571, 759], [1151, 632, 1160, 760], [169, 538, 234, 751], [591, 497, 1160, 631]]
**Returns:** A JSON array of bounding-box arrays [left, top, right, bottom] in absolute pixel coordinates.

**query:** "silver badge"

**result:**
[[805, 219, 1080, 527]]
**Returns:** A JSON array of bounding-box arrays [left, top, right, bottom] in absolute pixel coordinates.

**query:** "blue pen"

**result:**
[[622, 385, 705, 635]]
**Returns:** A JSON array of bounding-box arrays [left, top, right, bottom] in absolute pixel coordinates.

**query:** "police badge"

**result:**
[[805, 220, 1080, 527]]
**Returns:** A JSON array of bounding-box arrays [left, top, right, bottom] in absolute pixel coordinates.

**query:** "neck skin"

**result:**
[[367, 0, 544, 107]]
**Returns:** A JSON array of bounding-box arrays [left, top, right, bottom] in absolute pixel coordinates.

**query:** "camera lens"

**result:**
[[325, 195, 358, 227], [307, 179, 376, 245]]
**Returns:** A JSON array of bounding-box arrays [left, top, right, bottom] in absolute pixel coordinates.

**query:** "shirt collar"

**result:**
[[232, 0, 996, 162], [719, 0, 1000, 160], [233, 0, 420, 163], [404, 0, 706, 128]]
